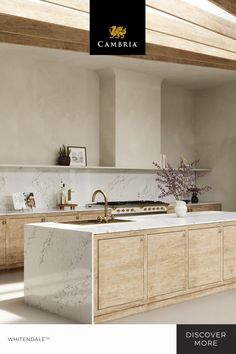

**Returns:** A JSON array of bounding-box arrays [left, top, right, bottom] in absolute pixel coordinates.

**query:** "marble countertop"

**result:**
[[0, 206, 106, 216], [26, 211, 236, 235]]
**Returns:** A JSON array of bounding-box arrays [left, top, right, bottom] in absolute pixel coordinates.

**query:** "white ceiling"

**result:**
[[1, 42, 236, 90]]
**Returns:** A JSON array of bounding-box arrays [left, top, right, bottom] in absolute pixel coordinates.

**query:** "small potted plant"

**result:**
[[58, 145, 71, 166], [188, 186, 211, 204]]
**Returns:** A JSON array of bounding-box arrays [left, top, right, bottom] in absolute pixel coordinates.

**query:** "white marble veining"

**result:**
[[27, 211, 236, 235], [0, 167, 175, 210], [24, 225, 92, 324], [24, 211, 236, 324]]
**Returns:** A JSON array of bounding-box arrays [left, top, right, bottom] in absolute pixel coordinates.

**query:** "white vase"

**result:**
[[175, 200, 187, 218]]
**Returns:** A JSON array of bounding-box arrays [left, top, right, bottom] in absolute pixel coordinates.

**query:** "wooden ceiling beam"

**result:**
[[209, 0, 236, 16], [0, 0, 89, 30], [146, 7, 236, 54], [147, 0, 236, 40], [41, 0, 89, 13], [147, 30, 236, 61], [0, 14, 89, 45], [0, 31, 89, 52]]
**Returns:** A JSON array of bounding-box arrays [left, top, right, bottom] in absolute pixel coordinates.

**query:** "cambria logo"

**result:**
[[90, 0, 145, 55], [98, 25, 138, 48], [109, 25, 127, 39]]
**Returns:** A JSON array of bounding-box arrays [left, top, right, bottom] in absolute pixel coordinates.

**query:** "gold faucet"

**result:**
[[92, 189, 111, 223]]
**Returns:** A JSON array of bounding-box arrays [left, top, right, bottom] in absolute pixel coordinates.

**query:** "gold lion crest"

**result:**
[[109, 25, 127, 39]]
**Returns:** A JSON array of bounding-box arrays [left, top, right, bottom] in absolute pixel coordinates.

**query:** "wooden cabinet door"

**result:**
[[224, 225, 236, 281], [189, 227, 222, 288], [98, 235, 145, 310], [148, 231, 186, 298], [6, 217, 43, 266], [0, 220, 6, 266]]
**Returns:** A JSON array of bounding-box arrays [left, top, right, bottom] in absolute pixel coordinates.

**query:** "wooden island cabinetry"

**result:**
[[94, 221, 236, 323]]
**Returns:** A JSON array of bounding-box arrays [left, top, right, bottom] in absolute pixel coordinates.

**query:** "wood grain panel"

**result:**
[[224, 225, 236, 280], [0, 220, 6, 266], [209, 0, 236, 16], [145, 43, 236, 70], [47, 215, 79, 222], [0, 14, 89, 44], [147, 0, 236, 40], [98, 235, 145, 309], [146, 8, 236, 53], [0, 0, 89, 30], [0, 31, 89, 52], [42, 0, 89, 12], [189, 226, 222, 288], [147, 30, 236, 61], [6, 217, 43, 266], [148, 231, 186, 297]]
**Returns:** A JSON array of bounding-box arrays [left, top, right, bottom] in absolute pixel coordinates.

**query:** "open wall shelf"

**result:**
[[0, 164, 211, 173]]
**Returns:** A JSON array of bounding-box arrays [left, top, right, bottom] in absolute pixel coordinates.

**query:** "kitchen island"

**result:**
[[24, 211, 236, 323]]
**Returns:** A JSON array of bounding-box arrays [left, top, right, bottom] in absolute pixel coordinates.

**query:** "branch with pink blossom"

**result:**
[[153, 160, 211, 201]]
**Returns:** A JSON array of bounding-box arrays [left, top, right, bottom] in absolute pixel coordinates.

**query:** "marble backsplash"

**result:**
[[0, 168, 174, 211]]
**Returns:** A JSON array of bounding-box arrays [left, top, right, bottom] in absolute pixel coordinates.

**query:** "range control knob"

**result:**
[[117, 209, 120, 212], [126, 209, 129, 212], [122, 209, 125, 212], [144, 208, 147, 211], [131, 208, 134, 211]]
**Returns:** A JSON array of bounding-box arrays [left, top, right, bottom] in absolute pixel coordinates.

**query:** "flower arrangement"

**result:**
[[188, 186, 211, 195], [153, 159, 211, 201]]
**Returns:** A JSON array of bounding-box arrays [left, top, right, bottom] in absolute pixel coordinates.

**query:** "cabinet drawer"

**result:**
[[47, 215, 79, 222]]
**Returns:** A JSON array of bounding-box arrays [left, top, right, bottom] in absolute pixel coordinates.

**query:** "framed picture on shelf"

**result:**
[[68, 146, 87, 167], [12, 192, 36, 210]]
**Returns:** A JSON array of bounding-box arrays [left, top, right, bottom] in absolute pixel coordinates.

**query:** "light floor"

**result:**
[[1, 270, 236, 324]]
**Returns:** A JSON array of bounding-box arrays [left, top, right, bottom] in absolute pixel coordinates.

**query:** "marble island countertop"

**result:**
[[26, 211, 236, 235]]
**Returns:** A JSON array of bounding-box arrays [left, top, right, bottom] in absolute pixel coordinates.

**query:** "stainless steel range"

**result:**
[[87, 200, 168, 216]]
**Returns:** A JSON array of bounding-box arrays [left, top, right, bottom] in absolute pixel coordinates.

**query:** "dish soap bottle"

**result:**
[[58, 182, 67, 204]]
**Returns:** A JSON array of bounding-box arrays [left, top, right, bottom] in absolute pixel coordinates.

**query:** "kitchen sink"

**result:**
[[60, 218, 132, 226]]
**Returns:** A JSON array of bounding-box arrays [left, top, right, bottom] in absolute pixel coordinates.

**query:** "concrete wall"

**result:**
[[99, 69, 116, 166], [161, 82, 196, 167], [0, 54, 100, 165], [195, 84, 236, 211], [115, 69, 162, 168]]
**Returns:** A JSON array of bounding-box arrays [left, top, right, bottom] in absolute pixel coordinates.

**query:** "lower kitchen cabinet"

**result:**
[[6, 216, 44, 266], [223, 225, 236, 281], [0, 220, 6, 266], [188, 226, 222, 288], [97, 235, 145, 309], [0, 210, 105, 270], [148, 231, 186, 298]]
